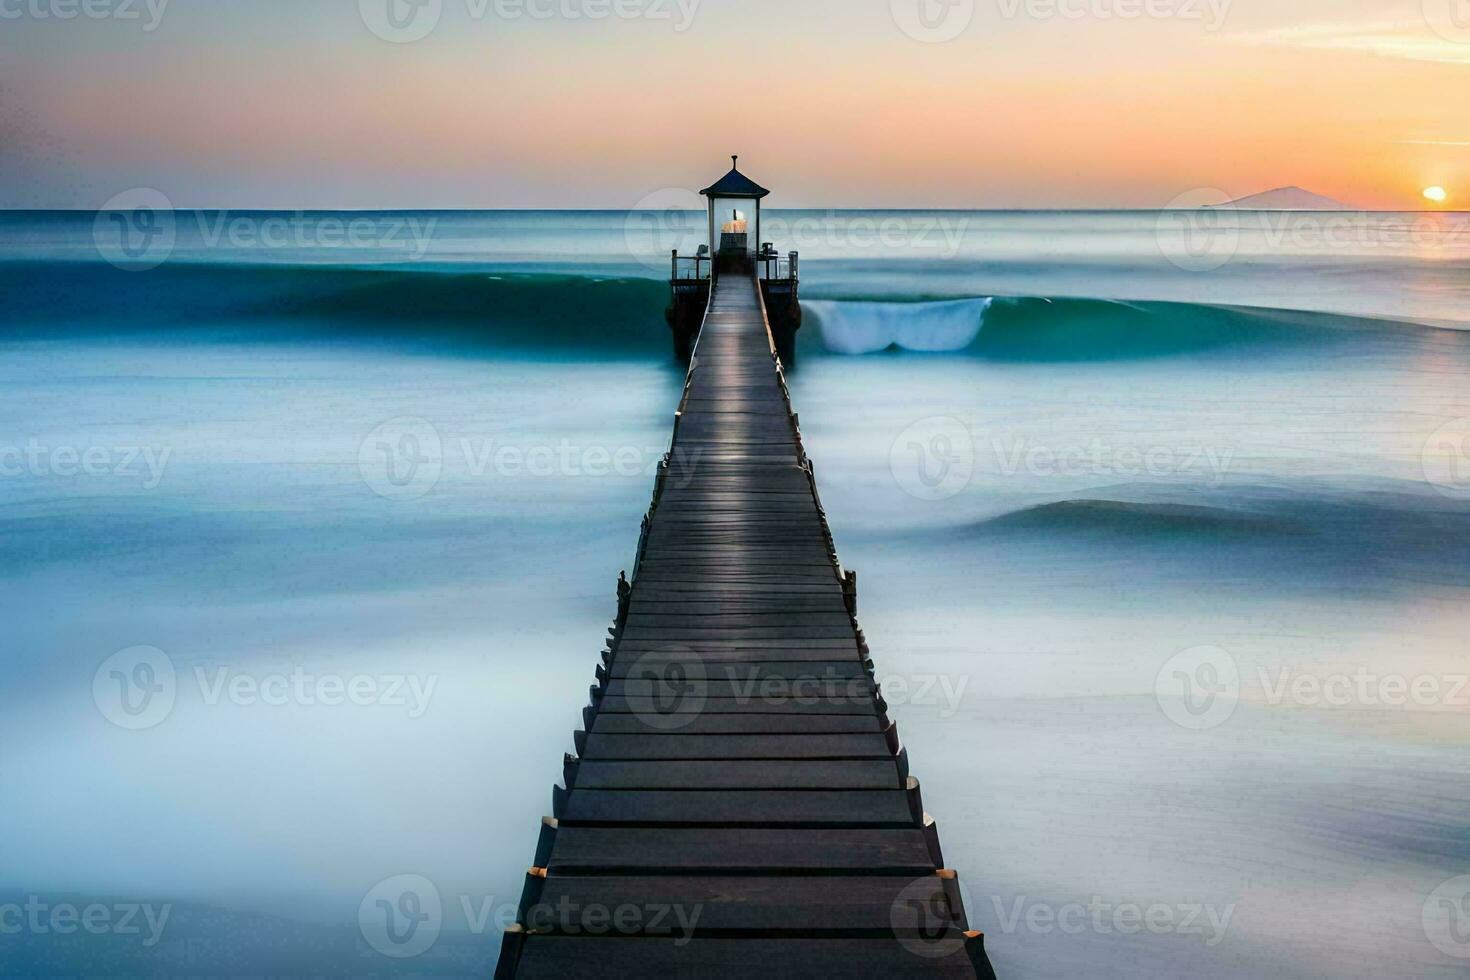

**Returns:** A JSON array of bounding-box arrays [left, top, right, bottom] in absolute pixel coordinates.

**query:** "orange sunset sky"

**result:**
[[1, 0, 1466, 209]]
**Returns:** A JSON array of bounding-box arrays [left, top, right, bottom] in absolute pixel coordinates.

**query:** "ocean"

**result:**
[[1, 208, 1468, 978]]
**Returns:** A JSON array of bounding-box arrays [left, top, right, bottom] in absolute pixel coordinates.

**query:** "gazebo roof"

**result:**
[[700, 156, 771, 199]]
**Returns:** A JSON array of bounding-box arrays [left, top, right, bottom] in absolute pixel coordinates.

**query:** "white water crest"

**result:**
[[803, 298, 994, 354]]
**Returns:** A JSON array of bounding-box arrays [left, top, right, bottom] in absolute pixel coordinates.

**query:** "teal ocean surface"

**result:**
[[1, 209, 1468, 978]]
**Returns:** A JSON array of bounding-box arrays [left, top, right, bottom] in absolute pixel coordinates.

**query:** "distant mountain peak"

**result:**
[[1209, 186, 1355, 210]]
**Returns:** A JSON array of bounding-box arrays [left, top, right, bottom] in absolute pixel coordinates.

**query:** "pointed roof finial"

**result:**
[[700, 156, 770, 199]]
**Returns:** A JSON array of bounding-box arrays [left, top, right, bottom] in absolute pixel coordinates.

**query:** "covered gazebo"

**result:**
[[700, 155, 771, 269]]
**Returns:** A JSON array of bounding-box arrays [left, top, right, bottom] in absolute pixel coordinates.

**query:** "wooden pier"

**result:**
[[496, 195, 993, 977]]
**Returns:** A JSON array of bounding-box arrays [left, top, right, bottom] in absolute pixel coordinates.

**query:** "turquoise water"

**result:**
[[1, 210, 1468, 977]]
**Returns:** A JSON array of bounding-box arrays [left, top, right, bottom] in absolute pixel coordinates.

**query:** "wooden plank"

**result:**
[[570, 760, 902, 790], [602, 678, 876, 699], [613, 630, 863, 643], [520, 874, 966, 931], [611, 639, 860, 650], [591, 714, 882, 735], [545, 827, 938, 874], [622, 615, 856, 629], [511, 937, 985, 979], [557, 790, 915, 825], [594, 695, 880, 716], [606, 660, 871, 680], [626, 600, 851, 614], [610, 649, 863, 666], [579, 733, 892, 761]]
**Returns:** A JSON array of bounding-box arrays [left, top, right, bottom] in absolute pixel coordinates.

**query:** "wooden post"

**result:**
[[671, 248, 678, 281], [755, 196, 761, 262]]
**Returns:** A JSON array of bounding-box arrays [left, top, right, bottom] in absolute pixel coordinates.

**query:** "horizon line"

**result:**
[[3, 206, 1465, 215]]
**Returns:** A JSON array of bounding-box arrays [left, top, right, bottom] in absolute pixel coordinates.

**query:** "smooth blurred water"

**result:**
[[1, 210, 1468, 977], [786, 339, 1470, 979]]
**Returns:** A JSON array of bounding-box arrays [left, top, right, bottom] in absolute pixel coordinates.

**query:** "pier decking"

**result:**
[[496, 272, 994, 978]]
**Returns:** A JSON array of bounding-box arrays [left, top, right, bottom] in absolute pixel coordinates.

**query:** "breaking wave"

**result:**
[[803, 297, 994, 354], [0, 262, 670, 356], [799, 295, 1361, 360], [0, 260, 1419, 363]]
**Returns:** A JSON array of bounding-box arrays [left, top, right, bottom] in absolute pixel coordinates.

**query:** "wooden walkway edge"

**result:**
[[495, 273, 996, 978]]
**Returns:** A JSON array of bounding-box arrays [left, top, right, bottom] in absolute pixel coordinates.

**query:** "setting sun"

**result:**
[[1424, 186, 1449, 203]]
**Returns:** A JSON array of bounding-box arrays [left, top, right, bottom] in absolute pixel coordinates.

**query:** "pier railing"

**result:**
[[670, 250, 711, 281], [759, 247, 798, 286], [669, 248, 799, 285]]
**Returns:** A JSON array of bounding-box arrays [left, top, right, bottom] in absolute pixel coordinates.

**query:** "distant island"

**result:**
[[1207, 186, 1355, 210]]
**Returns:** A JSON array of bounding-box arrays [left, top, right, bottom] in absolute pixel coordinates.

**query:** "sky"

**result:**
[[1, 0, 1467, 209]]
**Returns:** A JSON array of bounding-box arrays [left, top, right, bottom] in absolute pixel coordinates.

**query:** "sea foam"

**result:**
[[803, 297, 994, 354]]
